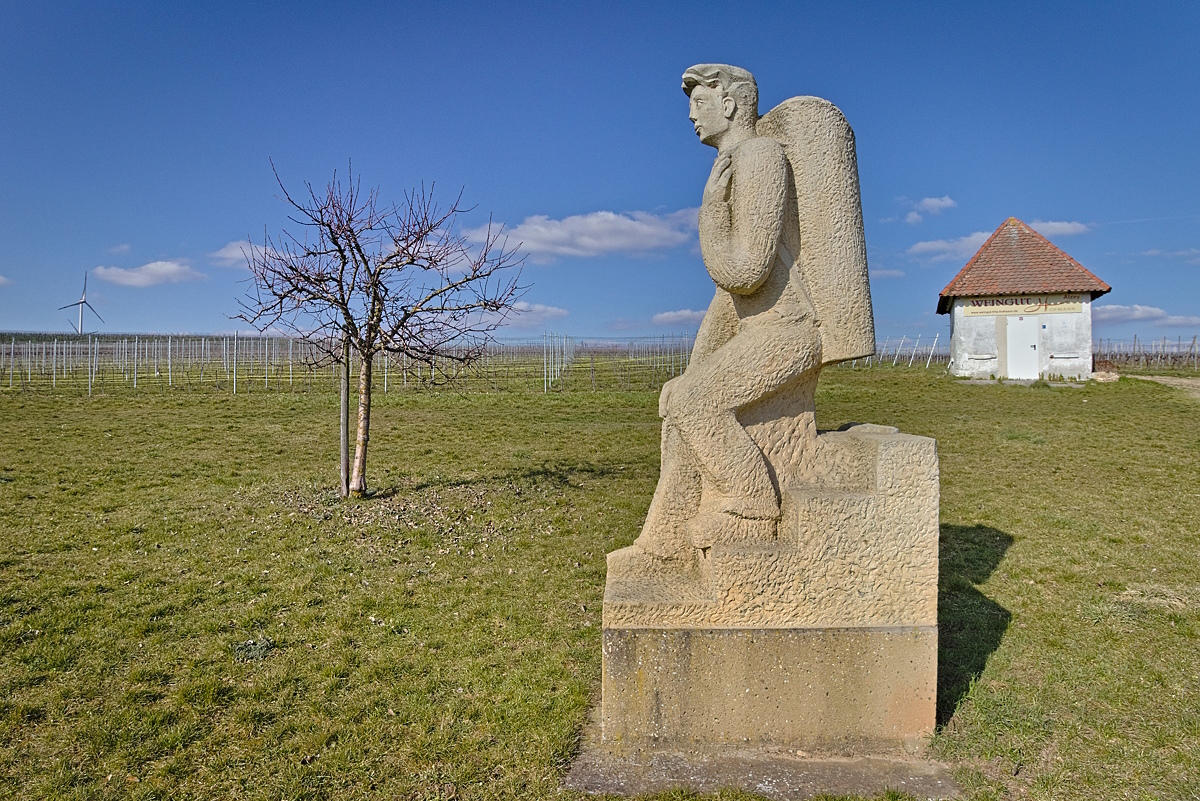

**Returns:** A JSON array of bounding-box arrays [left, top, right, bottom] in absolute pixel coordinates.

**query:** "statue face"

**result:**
[[688, 84, 733, 148]]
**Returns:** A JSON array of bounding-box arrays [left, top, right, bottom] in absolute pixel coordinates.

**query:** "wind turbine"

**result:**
[[58, 272, 104, 333]]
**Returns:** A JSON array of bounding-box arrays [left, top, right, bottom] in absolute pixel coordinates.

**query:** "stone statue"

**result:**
[[597, 65, 939, 755], [624, 63, 875, 564]]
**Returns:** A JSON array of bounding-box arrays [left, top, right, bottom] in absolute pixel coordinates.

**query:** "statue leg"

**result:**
[[632, 420, 703, 557], [664, 319, 821, 542]]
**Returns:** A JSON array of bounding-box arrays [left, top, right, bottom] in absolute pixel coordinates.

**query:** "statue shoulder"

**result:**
[[732, 136, 786, 160], [729, 136, 788, 176]]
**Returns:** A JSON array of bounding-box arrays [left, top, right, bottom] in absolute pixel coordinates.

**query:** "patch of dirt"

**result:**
[[1132, 375, 1200, 400]]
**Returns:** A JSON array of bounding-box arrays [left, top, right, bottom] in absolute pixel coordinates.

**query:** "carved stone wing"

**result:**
[[757, 96, 875, 364]]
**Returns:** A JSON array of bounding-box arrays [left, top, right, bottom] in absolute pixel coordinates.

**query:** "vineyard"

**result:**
[[0, 332, 959, 396], [4, 331, 1193, 397]]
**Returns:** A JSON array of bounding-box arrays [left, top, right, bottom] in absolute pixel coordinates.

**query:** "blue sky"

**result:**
[[1, 1, 1197, 341]]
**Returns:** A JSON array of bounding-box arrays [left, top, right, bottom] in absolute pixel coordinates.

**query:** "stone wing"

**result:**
[[757, 96, 875, 364]]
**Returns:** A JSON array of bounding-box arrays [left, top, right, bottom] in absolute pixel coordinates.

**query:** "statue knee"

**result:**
[[666, 382, 725, 429]]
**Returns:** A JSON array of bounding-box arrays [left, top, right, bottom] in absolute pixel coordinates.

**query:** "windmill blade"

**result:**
[[84, 300, 105, 324], [67, 318, 80, 334], [58, 300, 83, 311]]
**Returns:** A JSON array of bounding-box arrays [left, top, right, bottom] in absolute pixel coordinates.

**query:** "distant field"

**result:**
[[1, 370, 1198, 800]]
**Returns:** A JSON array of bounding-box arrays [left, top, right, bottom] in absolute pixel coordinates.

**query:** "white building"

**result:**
[[938, 218, 1111, 380]]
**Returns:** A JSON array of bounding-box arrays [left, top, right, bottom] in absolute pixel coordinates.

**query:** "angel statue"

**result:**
[[619, 64, 875, 569]]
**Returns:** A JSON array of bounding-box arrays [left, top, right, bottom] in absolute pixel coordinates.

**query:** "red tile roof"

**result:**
[[936, 217, 1111, 314]]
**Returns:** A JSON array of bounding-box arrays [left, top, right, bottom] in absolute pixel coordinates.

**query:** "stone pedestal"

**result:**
[[602, 424, 939, 753]]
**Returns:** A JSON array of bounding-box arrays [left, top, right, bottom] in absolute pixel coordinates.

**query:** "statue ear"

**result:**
[[722, 95, 737, 119]]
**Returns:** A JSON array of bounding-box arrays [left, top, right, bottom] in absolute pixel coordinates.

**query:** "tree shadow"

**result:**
[[405, 459, 634, 492], [938, 523, 1013, 726]]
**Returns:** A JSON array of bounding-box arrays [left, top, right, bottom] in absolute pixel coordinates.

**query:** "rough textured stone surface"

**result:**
[[596, 65, 939, 767], [602, 425, 939, 751], [605, 426, 939, 630], [629, 65, 874, 559]]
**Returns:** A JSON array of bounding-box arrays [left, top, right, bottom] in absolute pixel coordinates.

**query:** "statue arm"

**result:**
[[698, 138, 788, 295]]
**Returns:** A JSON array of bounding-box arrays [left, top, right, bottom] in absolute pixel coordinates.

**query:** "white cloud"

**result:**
[[907, 231, 991, 263], [0, 274, 11, 286], [652, 309, 706, 327], [1144, 248, 1200, 265], [1093, 304, 1200, 328], [505, 301, 569, 328], [93, 260, 206, 287], [903, 196, 957, 224], [476, 208, 699, 262], [916, 196, 957, 214], [210, 240, 257, 268], [870, 268, 906, 279], [1030, 220, 1090, 236], [108, 243, 130, 254]]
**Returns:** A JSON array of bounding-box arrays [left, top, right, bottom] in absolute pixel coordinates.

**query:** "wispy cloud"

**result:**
[[1030, 220, 1090, 236], [108, 243, 130, 254], [94, 260, 206, 287], [474, 208, 699, 263], [1143, 247, 1200, 265], [901, 195, 957, 224], [870, 268, 906, 279], [210, 240, 258, 268], [907, 231, 991, 263], [917, 196, 958, 214], [0, 274, 12, 286], [505, 301, 569, 328], [1093, 304, 1200, 328], [652, 309, 706, 327]]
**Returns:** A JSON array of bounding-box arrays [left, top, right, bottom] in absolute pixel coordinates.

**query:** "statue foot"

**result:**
[[686, 511, 777, 549]]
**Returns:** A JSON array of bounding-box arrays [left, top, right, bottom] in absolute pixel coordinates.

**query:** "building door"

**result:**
[[1006, 315, 1040, 379]]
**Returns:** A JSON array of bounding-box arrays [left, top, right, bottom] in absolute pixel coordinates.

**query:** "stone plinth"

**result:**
[[602, 424, 938, 752]]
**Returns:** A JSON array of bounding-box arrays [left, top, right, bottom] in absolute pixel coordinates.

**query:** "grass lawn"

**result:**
[[1, 369, 1198, 800]]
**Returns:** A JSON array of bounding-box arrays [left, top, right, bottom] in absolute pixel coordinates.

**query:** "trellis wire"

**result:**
[[22, 329, 1190, 397]]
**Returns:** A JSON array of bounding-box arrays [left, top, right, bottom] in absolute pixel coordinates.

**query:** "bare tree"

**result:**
[[238, 165, 524, 497]]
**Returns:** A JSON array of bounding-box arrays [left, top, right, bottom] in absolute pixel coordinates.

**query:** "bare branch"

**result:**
[[236, 165, 527, 493]]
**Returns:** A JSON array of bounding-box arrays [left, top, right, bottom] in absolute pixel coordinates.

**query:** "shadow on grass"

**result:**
[[406, 459, 636, 492], [937, 523, 1012, 726]]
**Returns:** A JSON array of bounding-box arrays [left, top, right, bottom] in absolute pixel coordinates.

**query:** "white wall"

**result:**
[[947, 297, 1094, 379], [1038, 297, 1093, 379], [948, 301, 999, 378]]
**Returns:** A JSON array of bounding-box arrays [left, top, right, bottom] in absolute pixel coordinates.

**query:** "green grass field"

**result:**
[[2, 370, 1198, 800]]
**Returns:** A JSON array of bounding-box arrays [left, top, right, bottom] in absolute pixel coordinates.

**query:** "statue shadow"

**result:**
[[937, 523, 1013, 726]]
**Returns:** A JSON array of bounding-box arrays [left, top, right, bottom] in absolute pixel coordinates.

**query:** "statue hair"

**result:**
[[681, 64, 759, 124]]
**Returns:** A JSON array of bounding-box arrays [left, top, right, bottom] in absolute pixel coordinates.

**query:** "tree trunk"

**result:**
[[349, 351, 372, 497], [339, 335, 350, 498]]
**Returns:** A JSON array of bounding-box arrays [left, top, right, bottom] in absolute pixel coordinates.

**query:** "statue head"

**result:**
[[682, 64, 759, 148]]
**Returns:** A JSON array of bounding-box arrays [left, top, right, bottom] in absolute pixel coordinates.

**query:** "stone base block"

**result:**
[[601, 626, 936, 752]]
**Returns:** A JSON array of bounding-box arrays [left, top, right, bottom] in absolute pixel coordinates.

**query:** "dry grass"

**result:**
[[1, 370, 1199, 799]]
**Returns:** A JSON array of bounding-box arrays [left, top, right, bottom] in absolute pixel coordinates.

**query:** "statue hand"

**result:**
[[703, 153, 733, 206]]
